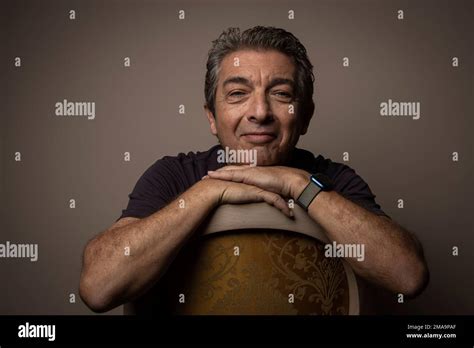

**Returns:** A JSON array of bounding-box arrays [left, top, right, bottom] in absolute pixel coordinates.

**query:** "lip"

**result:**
[[241, 132, 277, 144]]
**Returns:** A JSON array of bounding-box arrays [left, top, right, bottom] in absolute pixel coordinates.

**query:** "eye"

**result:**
[[273, 91, 293, 100], [226, 90, 248, 103], [229, 91, 246, 97]]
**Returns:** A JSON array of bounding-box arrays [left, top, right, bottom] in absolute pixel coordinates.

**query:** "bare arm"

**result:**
[[305, 189, 429, 298], [79, 178, 292, 312], [206, 166, 429, 298]]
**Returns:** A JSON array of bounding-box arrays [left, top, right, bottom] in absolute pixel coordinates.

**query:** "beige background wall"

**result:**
[[1, 0, 472, 315]]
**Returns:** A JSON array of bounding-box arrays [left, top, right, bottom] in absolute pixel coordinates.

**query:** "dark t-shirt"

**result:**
[[119, 144, 389, 220]]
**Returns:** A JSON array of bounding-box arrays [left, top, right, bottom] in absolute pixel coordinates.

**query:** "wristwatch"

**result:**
[[296, 173, 334, 210]]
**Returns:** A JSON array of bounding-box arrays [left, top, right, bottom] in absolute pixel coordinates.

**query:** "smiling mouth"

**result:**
[[241, 132, 277, 144]]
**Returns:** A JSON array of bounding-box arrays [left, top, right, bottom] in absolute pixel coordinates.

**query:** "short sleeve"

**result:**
[[329, 164, 391, 219], [117, 158, 185, 221]]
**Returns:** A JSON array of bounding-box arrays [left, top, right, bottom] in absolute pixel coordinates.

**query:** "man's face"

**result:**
[[205, 49, 311, 166]]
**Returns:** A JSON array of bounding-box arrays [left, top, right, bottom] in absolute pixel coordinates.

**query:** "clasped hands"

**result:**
[[202, 165, 310, 218]]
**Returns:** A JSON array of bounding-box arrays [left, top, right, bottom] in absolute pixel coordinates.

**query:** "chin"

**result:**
[[255, 148, 282, 166]]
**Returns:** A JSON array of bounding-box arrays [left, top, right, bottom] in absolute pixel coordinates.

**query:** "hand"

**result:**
[[199, 178, 293, 218], [205, 165, 310, 200]]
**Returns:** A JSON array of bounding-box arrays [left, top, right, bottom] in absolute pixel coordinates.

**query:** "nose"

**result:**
[[247, 91, 274, 124]]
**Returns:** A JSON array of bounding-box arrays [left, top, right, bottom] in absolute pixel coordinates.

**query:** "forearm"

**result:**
[[205, 165, 428, 297], [80, 180, 218, 312], [306, 190, 428, 296]]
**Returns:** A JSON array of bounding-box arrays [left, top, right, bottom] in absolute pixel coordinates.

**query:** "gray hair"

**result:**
[[205, 26, 315, 122]]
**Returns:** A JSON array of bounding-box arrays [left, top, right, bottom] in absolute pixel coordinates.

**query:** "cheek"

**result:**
[[278, 105, 300, 135], [217, 104, 246, 131], [215, 114, 240, 141]]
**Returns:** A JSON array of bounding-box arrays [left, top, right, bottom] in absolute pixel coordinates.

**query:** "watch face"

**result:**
[[311, 173, 334, 191]]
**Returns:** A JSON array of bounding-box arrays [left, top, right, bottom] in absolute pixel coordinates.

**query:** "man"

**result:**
[[79, 26, 429, 313]]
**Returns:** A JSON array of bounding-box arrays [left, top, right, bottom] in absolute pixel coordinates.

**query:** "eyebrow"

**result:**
[[222, 76, 295, 91]]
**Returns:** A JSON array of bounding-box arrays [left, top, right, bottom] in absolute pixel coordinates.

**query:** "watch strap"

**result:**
[[296, 179, 322, 210]]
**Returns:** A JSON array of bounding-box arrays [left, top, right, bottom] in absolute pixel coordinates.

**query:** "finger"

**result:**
[[255, 189, 293, 218], [208, 169, 284, 196], [215, 164, 252, 172], [208, 170, 246, 184]]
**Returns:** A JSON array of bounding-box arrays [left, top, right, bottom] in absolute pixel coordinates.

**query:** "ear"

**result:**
[[300, 103, 314, 135], [204, 104, 218, 136], [300, 114, 312, 135]]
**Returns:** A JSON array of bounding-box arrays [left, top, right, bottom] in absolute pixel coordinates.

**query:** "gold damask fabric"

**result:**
[[160, 229, 350, 315]]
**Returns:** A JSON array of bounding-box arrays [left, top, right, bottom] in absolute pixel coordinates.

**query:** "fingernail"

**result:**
[[289, 210, 294, 217], [202, 175, 209, 179], [207, 170, 215, 174]]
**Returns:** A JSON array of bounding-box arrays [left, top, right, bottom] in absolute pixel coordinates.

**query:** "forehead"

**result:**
[[218, 49, 295, 83]]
